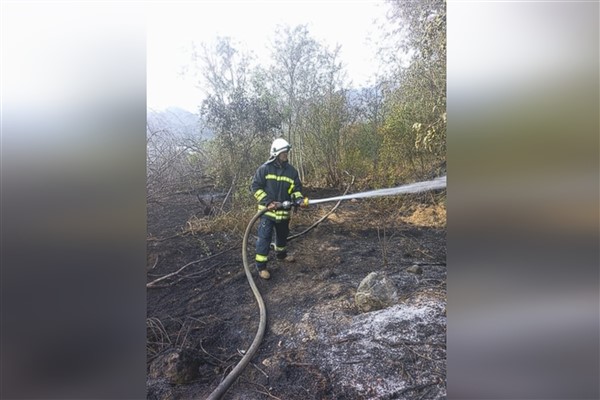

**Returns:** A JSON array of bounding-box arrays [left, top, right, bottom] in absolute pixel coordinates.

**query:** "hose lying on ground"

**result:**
[[206, 176, 355, 399], [205, 208, 268, 400]]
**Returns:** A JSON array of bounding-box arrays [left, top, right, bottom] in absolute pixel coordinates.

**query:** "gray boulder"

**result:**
[[355, 272, 398, 312]]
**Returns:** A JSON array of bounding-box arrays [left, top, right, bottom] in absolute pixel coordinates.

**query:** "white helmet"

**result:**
[[270, 138, 291, 157]]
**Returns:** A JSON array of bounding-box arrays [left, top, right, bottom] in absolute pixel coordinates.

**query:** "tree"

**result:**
[[269, 25, 323, 181], [146, 123, 209, 203], [389, 0, 446, 155], [376, 0, 446, 182], [197, 37, 282, 193], [269, 24, 348, 184]]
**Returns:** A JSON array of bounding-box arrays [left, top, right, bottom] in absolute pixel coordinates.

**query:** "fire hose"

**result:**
[[206, 200, 303, 400]]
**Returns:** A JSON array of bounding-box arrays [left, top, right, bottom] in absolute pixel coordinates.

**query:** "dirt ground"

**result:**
[[147, 188, 446, 400]]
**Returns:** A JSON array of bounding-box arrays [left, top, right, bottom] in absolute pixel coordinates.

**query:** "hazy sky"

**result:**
[[147, 1, 391, 113]]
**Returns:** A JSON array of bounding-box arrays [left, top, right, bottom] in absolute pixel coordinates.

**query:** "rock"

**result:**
[[148, 348, 201, 385], [406, 265, 423, 274], [354, 272, 398, 313]]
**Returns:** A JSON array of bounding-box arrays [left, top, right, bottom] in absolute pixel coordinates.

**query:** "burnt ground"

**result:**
[[147, 188, 447, 400]]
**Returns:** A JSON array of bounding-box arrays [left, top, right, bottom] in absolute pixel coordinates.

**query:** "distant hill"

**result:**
[[147, 107, 213, 140]]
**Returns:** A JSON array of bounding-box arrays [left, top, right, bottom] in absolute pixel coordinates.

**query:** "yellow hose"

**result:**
[[206, 208, 268, 400]]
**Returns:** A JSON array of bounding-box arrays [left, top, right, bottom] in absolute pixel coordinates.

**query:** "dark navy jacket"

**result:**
[[251, 159, 303, 221]]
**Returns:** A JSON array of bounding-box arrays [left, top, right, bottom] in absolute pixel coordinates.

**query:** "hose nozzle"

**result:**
[[294, 197, 309, 208], [276, 199, 308, 210]]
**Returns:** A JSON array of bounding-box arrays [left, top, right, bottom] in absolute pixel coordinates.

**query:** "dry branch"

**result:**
[[147, 231, 188, 242], [146, 246, 236, 288], [219, 174, 237, 214]]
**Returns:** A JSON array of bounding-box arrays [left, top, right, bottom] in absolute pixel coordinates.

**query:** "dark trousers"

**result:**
[[255, 216, 289, 269]]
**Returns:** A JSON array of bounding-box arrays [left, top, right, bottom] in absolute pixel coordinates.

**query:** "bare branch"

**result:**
[[146, 246, 236, 288]]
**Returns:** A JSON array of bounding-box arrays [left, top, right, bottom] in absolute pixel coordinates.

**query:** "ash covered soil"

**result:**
[[147, 188, 446, 400]]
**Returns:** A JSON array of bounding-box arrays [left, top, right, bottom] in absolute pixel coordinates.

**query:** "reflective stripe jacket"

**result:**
[[251, 159, 303, 221]]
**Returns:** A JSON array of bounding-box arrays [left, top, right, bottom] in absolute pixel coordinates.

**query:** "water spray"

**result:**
[[306, 176, 446, 206]]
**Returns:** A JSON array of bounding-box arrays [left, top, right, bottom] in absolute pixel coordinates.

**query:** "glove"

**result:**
[[267, 201, 278, 211]]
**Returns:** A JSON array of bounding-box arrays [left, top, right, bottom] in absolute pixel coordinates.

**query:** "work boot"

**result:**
[[258, 269, 271, 280]]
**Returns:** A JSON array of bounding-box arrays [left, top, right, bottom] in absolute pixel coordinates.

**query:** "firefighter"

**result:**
[[251, 138, 306, 279]]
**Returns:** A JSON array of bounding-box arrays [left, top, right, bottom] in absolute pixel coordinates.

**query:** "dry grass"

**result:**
[[183, 195, 446, 237], [401, 203, 446, 228], [184, 207, 257, 235], [147, 317, 171, 357], [313, 199, 446, 231]]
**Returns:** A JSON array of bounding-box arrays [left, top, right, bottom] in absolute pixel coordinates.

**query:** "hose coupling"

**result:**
[[279, 201, 293, 210]]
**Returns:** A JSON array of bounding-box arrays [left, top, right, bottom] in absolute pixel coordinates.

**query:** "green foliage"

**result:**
[[302, 90, 348, 187], [232, 174, 257, 209], [339, 122, 380, 186], [385, 0, 446, 159], [358, 0, 446, 186]]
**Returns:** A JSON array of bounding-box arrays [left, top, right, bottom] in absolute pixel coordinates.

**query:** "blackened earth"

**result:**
[[147, 189, 446, 400]]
